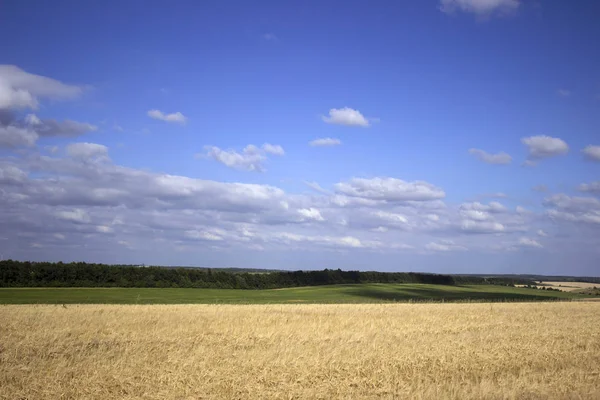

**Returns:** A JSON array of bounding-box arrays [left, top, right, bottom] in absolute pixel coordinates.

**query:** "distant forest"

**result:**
[[0, 260, 538, 289]]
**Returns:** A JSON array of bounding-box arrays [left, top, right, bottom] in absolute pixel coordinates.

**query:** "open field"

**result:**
[[1, 303, 599, 399], [539, 281, 600, 292], [0, 283, 589, 304]]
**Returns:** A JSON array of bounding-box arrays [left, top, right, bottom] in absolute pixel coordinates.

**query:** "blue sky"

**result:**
[[1, 0, 599, 275]]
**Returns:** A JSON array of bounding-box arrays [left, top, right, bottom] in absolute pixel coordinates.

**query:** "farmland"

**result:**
[[539, 281, 600, 292], [1, 302, 599, 399], [0, 283, 588, 304]]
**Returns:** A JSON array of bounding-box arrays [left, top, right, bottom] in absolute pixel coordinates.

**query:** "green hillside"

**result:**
[[0, 283, 589, 305]]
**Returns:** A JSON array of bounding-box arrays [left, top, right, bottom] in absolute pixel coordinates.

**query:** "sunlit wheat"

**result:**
[[1, 303, 599, 399]]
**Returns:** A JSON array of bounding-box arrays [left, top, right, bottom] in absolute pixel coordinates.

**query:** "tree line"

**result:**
[[0, 260, 534, 289]]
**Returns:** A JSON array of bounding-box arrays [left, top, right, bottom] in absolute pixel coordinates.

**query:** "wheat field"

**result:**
[[539, 281, 600, 292], [1, 303, 599, 399]]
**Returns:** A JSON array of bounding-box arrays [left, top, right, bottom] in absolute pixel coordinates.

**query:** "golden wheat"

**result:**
[[1, 303, 599, 399], [539, 281, 600, 292]]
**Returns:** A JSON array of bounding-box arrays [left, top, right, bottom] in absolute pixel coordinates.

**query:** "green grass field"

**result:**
[[0, 284, 590, 304]]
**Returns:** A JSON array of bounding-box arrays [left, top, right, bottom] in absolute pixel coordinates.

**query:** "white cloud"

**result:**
[[262, 143, 285, 155], [426, 214, 440, 221], [461, 209, 491, 221], [548, 209, 600, 225], [336, 204, 442, 233], [298, 208, 325, 222], [544, 194, 600, 212], [185, 230, 224, 241], [309, 138, 342, 147], [372, 226, 389, 233], [55, 209, 90, 224], [582, 145, 600, 161], [201, 143, 284, 172], [578, 181, 600, 194], [372, 211, 409, 225], [544, 194, 600, 226], [242, 144, 261, 154], [26, 115, 97, 137], [202, 145, 266, 172], [0, 65, 82, 109], [356, 210, 412, 232], [66, 142, 109, 161], [329, 194, 382, 208], [460, 201, 507, 214], [25, 114, 41, 125], [456, 201, 518, 234], [0, 111, 95, 148], [439, 0, 519, 17], [147, 109, 187, 124], [96, 225, 113, 234], [516, 206, 529, 214], [521, 135, 569, 160], [0, 125, 38, 147], [274, 232, 368, 249], [537, 230, 548, 237], [425, 240, 467, 252], [0, 164, 27, 185], [468, 148, 512, 164], [322, 107, 371, 127], [461, 220, 505, 233], [518, 237, 543, 248], [5, 138, 598, 264], [335, 177, 445, 202]]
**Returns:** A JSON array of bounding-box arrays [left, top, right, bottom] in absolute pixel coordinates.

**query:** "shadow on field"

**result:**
[[345, 286, 560, 302]]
